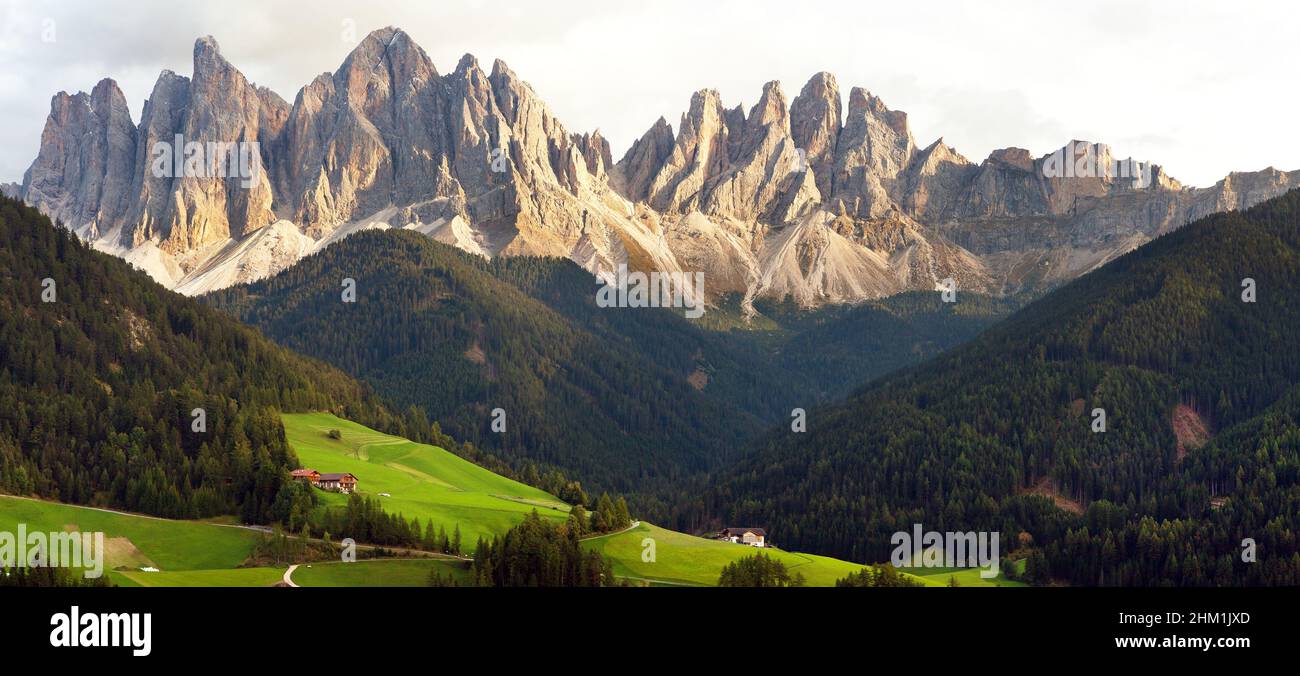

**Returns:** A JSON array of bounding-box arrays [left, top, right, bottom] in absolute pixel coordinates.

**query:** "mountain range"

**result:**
[[11, 26, 1300, 309], [4, 20, 1300, 588]]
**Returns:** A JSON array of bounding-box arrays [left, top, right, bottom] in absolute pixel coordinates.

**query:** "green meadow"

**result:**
[[111, 567, 286, 588], [899, 566, 1026, 588], [894, 546, 1026, 587], [581, 521, 936, 587], [0, 495, 260, 572], [291, 558, 473, 587], [282, 412, 570, 546], [0, 418, 1021, 589]]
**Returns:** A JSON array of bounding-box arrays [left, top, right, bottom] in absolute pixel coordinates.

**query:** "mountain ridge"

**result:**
[[15, 26, 1300, 308]]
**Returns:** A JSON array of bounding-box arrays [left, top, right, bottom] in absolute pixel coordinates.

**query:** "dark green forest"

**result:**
[[687, 189, 1300, 586], [205, 231, 749, 498], [469, 510, 618, 587], [206, 229, 1008, 512], [0, 195, 419, 522], [717, 551, 806, 587]]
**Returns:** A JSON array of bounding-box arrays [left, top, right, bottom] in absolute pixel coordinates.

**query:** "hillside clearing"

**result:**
[[582, 522, 936, 587], [0, 495, 260, 571], [282, 413, 570, 546]]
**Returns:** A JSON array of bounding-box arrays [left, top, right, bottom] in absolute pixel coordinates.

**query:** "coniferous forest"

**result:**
[[7, 181, 1300, 587], [685, 190, 1300, 586], [205, 229, 1009, 509], [0, 195, 419, 522]]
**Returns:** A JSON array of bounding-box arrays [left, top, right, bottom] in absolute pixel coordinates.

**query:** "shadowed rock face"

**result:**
[[17, 27, 1300, 305], [22, 78, 137, 239]]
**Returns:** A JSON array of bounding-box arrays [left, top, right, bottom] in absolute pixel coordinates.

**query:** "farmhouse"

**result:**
[[290, 468, 358, 493], [316, 472, 358, 494], [290, 468, 320, 482], [720, 527, 767, 547]]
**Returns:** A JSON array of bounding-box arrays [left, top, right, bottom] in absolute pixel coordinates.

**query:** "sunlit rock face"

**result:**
[[18, 28, 1300, 304]]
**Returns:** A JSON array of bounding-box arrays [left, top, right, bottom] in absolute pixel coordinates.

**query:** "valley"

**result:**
[[1, 10, 1298, 597], [205, 228, 1014, 505], [0, 414, 960, 588]]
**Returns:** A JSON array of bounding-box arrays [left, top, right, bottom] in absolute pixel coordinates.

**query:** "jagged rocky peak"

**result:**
[[329, 26, 440, 125], [612, 116, 674, 201], [160, 35, 281, 251], [619, 74, 927, 220], [747, 81, 788, 127], [643, 88, 733, 213], [790, 71, 841, 196], [339, 27, 435, 77], [986, 147, 1037, 171], [288, 26, 452, 231], [732, 81, 790, 159], [829, 86, 916, 217], [14, 28, 1300, 307], [573, 130, 613, 179], [910, 137, 971, 176], [489, 55, 576, 189], [192, 35, 226, 76], [902, 137, 976, 219], [700, 80, 815, 222], [22, 77, 137, 237], [489, 57, 529, 120]]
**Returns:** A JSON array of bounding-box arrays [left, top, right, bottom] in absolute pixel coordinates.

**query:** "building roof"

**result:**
[[290, 469, 318, 476], [723, 527, 766, 537], [317, 473, 357, 482]]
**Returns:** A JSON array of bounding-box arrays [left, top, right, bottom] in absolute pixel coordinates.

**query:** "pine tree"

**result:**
[[613, 496, 631, 530]]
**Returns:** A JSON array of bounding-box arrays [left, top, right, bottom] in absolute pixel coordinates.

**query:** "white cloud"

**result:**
[[2, 0, 1298, 187]]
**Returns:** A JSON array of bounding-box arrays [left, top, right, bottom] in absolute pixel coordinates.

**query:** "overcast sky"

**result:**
[[2, 0, 1297, 186]]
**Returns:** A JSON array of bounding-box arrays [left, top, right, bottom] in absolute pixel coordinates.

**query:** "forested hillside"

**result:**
[[0, 195, 415, 522], [693, 189, 1300, 586], [207, 230, 1010, 504], [206, 231, 750, 495], [494, 262, 1017, 419]]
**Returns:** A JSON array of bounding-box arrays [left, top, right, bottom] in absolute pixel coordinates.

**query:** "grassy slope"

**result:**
[[290, 414, 941, 587], [900, 566, 1026, 588], [111, 567, 286, 588], [0, 495, 260, 571], [282, 413, 569, 546], [582, 522, 943, 587], [1, 417, 1002, 588], [292, 559, 472, 587]]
